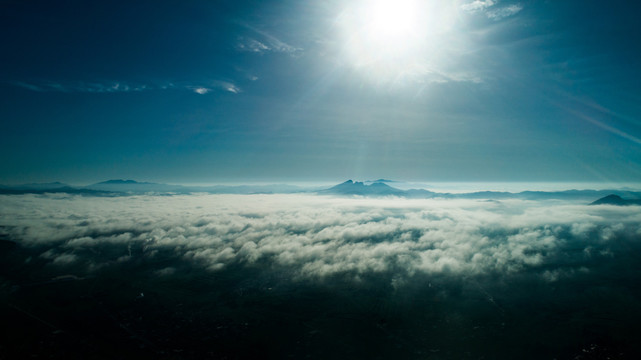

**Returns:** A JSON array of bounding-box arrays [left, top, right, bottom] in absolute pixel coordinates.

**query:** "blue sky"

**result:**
[[1, 0, 640, 184]]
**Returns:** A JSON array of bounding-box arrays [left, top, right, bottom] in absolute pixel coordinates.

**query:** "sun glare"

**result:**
[[337, 0, 458, 84], [350, 0, 424, 62], [366, 0, 419, 40]]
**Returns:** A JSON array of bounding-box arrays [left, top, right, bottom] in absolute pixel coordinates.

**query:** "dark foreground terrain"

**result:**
[[2, 235, 641, 360]]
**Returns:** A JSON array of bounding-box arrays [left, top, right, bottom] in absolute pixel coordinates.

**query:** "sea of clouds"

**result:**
[[2, 193, 640, 285]]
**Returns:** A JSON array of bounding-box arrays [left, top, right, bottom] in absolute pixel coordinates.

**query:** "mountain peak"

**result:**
[[98, 179, 147, 185], [321, 179, 404, 196], [590, 194, 641, 206]]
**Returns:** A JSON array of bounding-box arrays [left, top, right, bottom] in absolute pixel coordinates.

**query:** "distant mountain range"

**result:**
[[319, 180, 641, 203], [86, 179, 185, 193], [2, 179, 641, 204], [0, 179, 309, 196]]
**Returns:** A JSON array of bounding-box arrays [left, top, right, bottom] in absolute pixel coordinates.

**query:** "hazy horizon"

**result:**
[[0, 178, 641, 194], [3, 178, 641, 194]]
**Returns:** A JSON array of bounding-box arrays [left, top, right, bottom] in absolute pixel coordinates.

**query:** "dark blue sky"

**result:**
[[1, 0, 640, 184]]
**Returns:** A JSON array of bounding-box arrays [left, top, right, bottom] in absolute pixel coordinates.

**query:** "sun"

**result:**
[[365, 0, 420, 42], [337, 0, 457, 84], [345, 0, 424, 64]]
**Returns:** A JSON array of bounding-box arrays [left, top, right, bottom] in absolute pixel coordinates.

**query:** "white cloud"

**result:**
[[187, 81, 241, 95], [236, 37, 271, 53], [2, 194, 639, 285], [460, 1, 523, 20], [221, 82, 241, 94], [461, 0, 496, 12], [192, 87, 210, 95], [486, 4, 523, 20]]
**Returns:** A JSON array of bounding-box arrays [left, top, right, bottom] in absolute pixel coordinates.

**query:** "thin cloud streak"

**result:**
[[573, 111, 641, 146], [11, 80, 149, 93], [236, 22, 303, 55], [553, 92, 641, 146], [10, 80, 241, 95]]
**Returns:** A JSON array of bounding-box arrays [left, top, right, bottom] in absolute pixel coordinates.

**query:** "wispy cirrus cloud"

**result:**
[[235, 37, 272, 53], [217, 81, 241, 94], [460, 0, 496, 12], [187, 81, 241, 95], [236, 23, 302, 55], [486, 4, 523, 20], [408, 64, 484, 85], [11, 80, 149, 93], [461, 1, 523, 20], [10, 80, 241, 95]]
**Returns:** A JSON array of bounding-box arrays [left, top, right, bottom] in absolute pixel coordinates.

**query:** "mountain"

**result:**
[[0, 181, 69, 190], [319, 180, 406, 196], [97, 179, 152, 185], [192, 184, 308, 194], [404, 188, 437, 198], [366, 179, 395, 183], [0, 181, 113, 195], [85, 179, 187, 193], [0, 185, 110, 195], [590, 194, 641, 206], [319, 180, 641, 201], [2, 179, 641, 201]]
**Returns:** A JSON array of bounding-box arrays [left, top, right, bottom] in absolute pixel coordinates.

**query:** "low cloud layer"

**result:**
[[1, 194, 639, 284], [3, 193, 641, 358]]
